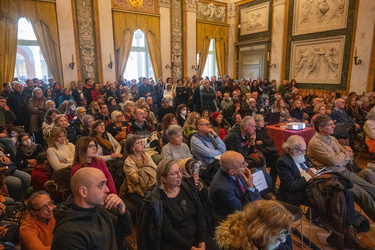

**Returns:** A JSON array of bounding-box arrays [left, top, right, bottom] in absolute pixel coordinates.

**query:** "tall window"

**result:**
[[14, 18, 50, 82], [202, 39, 218, 78], [123, 29, 155, 80]]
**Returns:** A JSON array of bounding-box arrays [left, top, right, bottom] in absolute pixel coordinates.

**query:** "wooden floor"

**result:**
[[291, 148, 375, 250]]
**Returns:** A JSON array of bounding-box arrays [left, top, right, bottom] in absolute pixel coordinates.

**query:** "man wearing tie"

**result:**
[[209, 150, 261, 227]]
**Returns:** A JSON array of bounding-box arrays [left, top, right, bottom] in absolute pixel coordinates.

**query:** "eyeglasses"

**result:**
[[88, 144, 97, 148], [294, 148, 307, 154], [168, 169, 182, 178], [231, 161, 247, 170], [33, 200, 54, 212], [198, 123, 211, 126]]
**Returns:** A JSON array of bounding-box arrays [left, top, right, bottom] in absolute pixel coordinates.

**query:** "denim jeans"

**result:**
[[5, 170, 31, 202]]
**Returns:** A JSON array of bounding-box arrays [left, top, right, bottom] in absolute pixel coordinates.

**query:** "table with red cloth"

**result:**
[[266, 123, 315, 154]]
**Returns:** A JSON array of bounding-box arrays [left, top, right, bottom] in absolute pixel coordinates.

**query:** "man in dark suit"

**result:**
[[209, 151, 261, 226], [275, 135, 316, 207]]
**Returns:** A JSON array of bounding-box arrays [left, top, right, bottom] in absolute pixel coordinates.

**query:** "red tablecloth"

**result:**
[[266, 123, 315, 154]]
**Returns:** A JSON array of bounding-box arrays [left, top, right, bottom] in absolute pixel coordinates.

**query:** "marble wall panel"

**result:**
[[290, 36, 345, 84], [240, 2, 269, 36], [293, 0, 348, 36]]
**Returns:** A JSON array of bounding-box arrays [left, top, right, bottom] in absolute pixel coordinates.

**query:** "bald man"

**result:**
[[209, 151, 261, 226], [52, 168, 131, 250]]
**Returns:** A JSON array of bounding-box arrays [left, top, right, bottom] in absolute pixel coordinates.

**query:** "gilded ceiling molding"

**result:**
[[171, 0, 183, 80], [227, 3, 236, 18], [185, 0, 197, 12], [159, 0, 170, 8], [75, 0, 98, 81]]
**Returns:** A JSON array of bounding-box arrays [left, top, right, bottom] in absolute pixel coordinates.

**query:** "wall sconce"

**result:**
[[191, 65, 199, 71], [165, 62, 175, 69], [69, 54, 75, 70], [354, 46, 362, 65], [108, 54, 113, 69], [268, 63, 276, 68]]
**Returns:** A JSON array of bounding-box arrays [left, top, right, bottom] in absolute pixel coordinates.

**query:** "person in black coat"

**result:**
[[192, 81, 202, 113], [254, 114, 280, 189], [7, 83, 31, 131], [157, 98, 175, 123]]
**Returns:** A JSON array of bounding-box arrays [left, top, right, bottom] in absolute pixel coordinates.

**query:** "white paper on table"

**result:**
[[252, 171, 268, 192]]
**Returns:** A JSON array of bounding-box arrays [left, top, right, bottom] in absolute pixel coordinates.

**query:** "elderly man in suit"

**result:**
[[276, 135, 316, 206], [277, 135, 374, 250], [209, 151, 261, 226]]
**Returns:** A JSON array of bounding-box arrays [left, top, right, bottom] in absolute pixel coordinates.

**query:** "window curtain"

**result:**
[[0, 0, 63, 86], [197, 22, 229, 77], [0, 18, 18, 86], [113, 11, 162, 80]]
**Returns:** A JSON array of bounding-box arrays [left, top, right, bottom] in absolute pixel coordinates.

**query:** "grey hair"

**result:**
[[240, 116, 255, 128], [26, 191, 50, 211], [368, 107, 375, 120], [167, 125, 183, 140], [282, 135, 304, 154]]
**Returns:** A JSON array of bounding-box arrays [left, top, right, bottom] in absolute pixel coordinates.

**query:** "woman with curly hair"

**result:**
[[215, 200, 293, 250], [161, 113, 178, 145]]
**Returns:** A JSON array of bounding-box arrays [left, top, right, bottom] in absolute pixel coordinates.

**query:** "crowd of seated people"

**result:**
[[0, 75, 374, 249]]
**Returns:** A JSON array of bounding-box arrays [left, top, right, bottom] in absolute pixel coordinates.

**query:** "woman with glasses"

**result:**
[[138, 159, 214, 250], [90, 120, 123, 162], [121, 135, 157, 208], [71, 137, 116, 194]]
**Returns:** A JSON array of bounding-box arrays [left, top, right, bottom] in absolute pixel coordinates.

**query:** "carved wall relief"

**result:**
[[185, 0, 197, 11], [159, 0, 170, 7], [290, 36, 345, 84], [293, 0, 348, 36], [75, 0, 98, 81], [240, 2, 269, 36], [227, 3, 236, 18], [197, 2, 226, 23], [113, 0, 158, 13], [171, 0, 183, 80]]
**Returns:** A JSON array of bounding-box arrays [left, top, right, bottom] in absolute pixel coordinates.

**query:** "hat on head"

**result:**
[[211, 112, 220, 121]]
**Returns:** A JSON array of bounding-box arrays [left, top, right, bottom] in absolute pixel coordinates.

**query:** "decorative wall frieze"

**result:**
[[292, 0, 348, 36], [240, 2, 269, 36], [171, 0, 183, 80], [197, 2, 226, 23], [75, 0, 98, 81], [159, 0, 170, 8], [185, 0, 197, 12], [227, 3, 236, 18], [113, 0, 158, 13]]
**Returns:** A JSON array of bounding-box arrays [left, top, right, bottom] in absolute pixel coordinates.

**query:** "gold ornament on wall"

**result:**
[[128, 0, 143, 8]]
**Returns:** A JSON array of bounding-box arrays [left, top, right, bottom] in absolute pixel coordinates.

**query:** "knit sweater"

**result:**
[[307, 133, 351, 171], [19, 215, 56, 250], [161, 142, 192, 161], [46, 143, 75, 170]]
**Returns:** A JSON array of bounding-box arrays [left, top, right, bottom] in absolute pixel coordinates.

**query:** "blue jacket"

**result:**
[[190, 133, 226, 165], [209, 169, 261, 226]]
